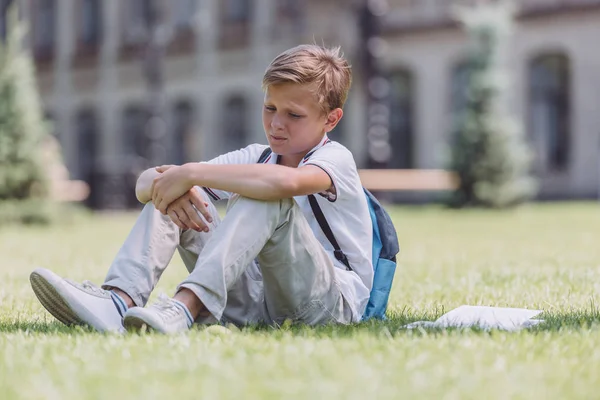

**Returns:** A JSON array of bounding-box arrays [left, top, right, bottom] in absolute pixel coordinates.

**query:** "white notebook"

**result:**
[[404, 305, 543, 331]]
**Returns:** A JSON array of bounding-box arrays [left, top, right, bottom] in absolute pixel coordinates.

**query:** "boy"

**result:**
[[30, 44, 374, 334]]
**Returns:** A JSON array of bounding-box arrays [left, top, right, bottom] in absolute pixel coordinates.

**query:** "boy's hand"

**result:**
[[155, 165, 176, 173], [165, 188, 213, 232], [151, 164, 195, 214]]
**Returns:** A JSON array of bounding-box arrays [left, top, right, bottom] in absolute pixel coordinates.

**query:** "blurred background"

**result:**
[[1, 0, 599, 211]]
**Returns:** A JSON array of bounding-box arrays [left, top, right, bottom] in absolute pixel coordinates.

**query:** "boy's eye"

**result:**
[[264, 106, 276, 112], [289, 113, 302, 119]]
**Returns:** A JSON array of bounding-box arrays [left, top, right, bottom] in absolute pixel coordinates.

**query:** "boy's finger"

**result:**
[[182, 202, 207, 232], [167, 209, 187, 231], [156, 164, 174, 173], [177, 207, 200, 232], [150, 182, 157, 204], [190, 192, 213, 224], [158, 198, 168, 215]]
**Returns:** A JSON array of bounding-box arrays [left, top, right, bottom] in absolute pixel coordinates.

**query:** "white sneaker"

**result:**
[[123, 293, 194, 334], [30, 268, 125, 333]]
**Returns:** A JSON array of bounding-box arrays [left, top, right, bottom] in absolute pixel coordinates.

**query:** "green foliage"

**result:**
[[0, 198, 52, 225], [448, 2, 537, 208], [0, 6, 50, 203]]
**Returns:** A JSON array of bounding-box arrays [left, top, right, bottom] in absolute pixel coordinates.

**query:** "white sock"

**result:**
[[109, 291, 129, 318], [173, 299, 194, 327]]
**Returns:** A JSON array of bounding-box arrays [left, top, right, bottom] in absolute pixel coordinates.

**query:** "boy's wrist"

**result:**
[[182, 163, 201, 188]]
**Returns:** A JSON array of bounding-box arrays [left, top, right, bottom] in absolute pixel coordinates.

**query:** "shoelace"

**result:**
[[151, 293, 184, 321], [81, 280, 107, 295]]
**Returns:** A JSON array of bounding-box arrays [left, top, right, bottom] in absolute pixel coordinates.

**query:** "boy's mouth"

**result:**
[[270, 135, 287, 142]]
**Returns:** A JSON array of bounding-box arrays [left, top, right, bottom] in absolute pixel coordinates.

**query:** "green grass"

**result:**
[[0, 202, 599, 399]]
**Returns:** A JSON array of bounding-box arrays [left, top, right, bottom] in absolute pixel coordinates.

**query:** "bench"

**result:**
[[358, 169, 459, 191], [50, 179, 90, 202], [48, 169, 457, 203]]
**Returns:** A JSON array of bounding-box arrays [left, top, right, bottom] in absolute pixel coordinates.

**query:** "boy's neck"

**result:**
[[279, 154, 304, 168], [279, 134, 329, 168]]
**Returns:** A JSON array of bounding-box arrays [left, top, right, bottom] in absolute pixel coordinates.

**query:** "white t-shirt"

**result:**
[[201, 136, 373, 321]]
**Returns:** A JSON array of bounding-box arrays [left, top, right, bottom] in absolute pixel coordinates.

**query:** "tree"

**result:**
[[0, 5, 53, 223], [448, 1, 537, 208]]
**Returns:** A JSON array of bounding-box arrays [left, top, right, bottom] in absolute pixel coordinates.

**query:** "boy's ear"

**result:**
[[325, 108, 343, 133]]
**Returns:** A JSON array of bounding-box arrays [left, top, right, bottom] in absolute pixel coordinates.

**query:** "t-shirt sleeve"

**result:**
[[199, 144, 268, 201], [303, 145, 359, 203]]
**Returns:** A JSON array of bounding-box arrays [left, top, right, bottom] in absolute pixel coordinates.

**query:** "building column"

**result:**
[[250, 0, 275, 145], [98, 0, 119, 172], [571, 49, 600, 197], [53, 0, 75, 176], [96, 0, 127, 209], [196, 0, 219, 160], [414, 59, 448, 169], [346, 86, 368, 167]]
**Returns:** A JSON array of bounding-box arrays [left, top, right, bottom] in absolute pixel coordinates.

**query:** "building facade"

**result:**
[[381, 0, 600, 200], [4, 0, 600, 207]]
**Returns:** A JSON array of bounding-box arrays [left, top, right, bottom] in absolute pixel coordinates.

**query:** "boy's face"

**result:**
[[263, 83, 341, 164]]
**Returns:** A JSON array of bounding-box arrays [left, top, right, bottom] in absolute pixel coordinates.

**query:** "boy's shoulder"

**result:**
[[234, 143, 270, 162], [309, 140, 357, 166], [245, 143, 270, 153]]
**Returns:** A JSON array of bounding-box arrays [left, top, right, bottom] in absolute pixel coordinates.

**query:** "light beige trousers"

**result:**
[[102, 189, 352, 326]]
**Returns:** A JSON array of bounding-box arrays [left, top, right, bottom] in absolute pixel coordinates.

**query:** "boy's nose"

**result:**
[[271, 115, 284, 131]]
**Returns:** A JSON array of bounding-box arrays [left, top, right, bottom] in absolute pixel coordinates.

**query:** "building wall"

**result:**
[[24, 0, 600, 207], [30, 0, 364, 208], [382, 6, 600, 198]]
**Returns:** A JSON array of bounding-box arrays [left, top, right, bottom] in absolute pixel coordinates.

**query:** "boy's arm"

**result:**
[[151, 163, 331, 214]]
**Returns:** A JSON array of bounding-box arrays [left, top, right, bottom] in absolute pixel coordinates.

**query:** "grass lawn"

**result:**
[[0, 202, 599, 399]]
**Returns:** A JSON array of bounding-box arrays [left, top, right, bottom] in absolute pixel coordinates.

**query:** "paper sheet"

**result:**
[[403, 305, 543, 331]]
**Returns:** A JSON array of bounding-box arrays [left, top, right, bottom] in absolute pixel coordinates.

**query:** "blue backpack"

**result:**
[[258, 148, 399, 320]]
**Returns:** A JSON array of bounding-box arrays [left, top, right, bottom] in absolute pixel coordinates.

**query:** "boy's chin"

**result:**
[[267, 139, 288, 151]]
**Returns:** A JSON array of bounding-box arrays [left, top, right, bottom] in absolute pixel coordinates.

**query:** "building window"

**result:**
[[76, 109, 99, 207], [173, 0, 196, 31], [73, 0, 102, 63], [168, 0, 196, 54], [389, 69, 414, 168], [171, 101, 196, 164], [0, 0, 13, 42], [277, 0, 300, 18], [122, 0, 151, 47], [224, 0, 251, 22], [79, 0, 102, 48], [122, 106, 150, 160], [333, 111, 348, 147], [222, 96, 248, 152], [274, 0, 303, 37], [33, 0, 56, 61], [122, 105, 151, 208], [450, 60, 471, 115], [220, 0, 252, 48], [44, 110, 57, 139], [529, 54, 570, 172]]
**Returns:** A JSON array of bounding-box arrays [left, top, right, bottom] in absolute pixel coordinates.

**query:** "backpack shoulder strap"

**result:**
[[261, 146, 351, 270], [308, 194, 351, 271], [257, 147, 273, 164]]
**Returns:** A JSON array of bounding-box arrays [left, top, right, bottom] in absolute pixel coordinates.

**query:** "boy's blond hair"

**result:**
[[262, 44, 352, 113]]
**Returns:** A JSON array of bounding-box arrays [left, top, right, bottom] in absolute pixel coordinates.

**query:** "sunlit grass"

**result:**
[[0, 202, 599, 399]]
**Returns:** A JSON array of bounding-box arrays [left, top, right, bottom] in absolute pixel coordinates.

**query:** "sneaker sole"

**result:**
[[30, 268, 119, 333], [123, 308, 174, 334], [30, 270, 85, 327], [122, 315, 155, 333]]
